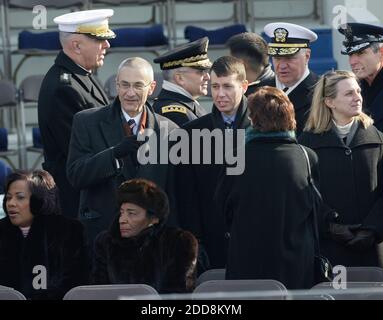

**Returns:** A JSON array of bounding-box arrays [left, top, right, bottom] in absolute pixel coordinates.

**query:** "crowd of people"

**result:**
[[1, 8, 383, 299]]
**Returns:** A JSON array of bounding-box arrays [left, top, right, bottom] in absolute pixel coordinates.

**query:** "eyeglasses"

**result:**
[[117, 80, 152, 92]]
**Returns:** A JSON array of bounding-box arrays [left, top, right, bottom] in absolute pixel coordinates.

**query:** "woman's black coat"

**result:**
[[299, 123, 383, 266], [0, 215, 89, 300], [91, 216, 198, 294], [216, 135, 318, 289]]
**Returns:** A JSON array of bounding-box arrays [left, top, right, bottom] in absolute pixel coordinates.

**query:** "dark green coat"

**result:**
[[299, 123, 383, 266]]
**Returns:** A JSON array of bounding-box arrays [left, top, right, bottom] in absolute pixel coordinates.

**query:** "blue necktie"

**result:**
[[225, 121, 234, 129]]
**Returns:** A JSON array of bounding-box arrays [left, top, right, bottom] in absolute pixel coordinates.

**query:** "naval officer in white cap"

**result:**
[[263, 22, 319, 135], [38, 9, 115, 219]]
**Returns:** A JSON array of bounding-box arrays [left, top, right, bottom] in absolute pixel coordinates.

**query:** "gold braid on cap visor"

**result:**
[[76, 23, 115, 37], [162, 54, 211, 68], [268, 43, 308, 48]]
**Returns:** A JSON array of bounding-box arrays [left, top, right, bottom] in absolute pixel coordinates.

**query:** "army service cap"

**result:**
[[154, 37, 212, 70]]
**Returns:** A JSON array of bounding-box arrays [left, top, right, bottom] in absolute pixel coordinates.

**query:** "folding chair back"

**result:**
[[63, 284, 160, 300], [193, 279, 288, 300], [196, 269, 225, 286], [0, 285, 27, 300]]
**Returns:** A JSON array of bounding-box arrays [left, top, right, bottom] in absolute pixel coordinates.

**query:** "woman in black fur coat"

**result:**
[[0, 170, 89, 300], [91, 178, 198, 293]]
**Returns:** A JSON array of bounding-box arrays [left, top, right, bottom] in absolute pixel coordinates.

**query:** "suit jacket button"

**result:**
[[345, 149, 352, 156]]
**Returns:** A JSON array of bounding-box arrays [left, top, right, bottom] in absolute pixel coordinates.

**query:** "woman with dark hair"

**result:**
[[216, 86, 317, 289], [92, 178, 198, 293], [0, 170, 89, 300], [299, 70, 383, 267]]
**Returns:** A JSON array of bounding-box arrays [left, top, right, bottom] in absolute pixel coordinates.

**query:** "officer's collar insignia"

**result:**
[[274, 28, 288, 43], [60, 72, 71, 84]]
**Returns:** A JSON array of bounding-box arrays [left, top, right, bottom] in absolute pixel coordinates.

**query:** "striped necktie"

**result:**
[[123, 118, 136, 136], [225, 121, 234, 129]]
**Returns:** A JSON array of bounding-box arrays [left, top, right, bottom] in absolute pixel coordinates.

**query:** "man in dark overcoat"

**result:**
[[338, 23, 383, 131], [175, 56, 250, 270], [226, 32, 275, 97], [38, 9, 114, 218], [152, 37, 211, 126], [67, 57, 178, 246], [263, 22, 319, 135]]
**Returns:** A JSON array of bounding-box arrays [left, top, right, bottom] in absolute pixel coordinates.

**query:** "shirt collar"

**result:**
[[221, 113, 236, 123], [75, 62, 92, 74], [162, 80, 195, 100], [276, 66, 310, 94]]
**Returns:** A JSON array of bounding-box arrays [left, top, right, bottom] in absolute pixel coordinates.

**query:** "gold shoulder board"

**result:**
[[162, 105, 187, 114]]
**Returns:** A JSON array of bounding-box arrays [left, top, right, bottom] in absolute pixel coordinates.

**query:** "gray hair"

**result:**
[[370, 42, 382, 53], [117, 57, 154, 81], [59, 31, 75, 47], [161, 69, 178, 82]]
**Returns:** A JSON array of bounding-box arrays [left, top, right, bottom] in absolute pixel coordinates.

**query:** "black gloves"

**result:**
[[328, 223, 361, 244], [347, 229, 376, 251], [328, 222, 376, 251], [113, 136, 142, 160]]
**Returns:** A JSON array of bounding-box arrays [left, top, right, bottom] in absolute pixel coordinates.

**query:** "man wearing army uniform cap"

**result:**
[[38, 9, 114, 218], [338, 22, 383, 131], [263, 22, 319, 135], [152, 37, 211, 126]]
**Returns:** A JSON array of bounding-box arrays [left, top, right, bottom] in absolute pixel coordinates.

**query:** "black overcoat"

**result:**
[[175, 97, 250, 269], [245, 64, 275, 97], [66, 99, 178, 244], [38, 51, 109, 218], [299, 123, 383, 266], [216, 135, 317, 289], [0, 215, 89, 300]]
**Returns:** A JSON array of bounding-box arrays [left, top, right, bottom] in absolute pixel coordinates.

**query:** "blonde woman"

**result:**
[[299, 70, 383, 267]]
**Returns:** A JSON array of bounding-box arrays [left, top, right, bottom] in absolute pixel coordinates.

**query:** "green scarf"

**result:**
[[245, 127, 296, 144]]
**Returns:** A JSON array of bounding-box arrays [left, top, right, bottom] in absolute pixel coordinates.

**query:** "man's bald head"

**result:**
[[117, 57, 154, 82]]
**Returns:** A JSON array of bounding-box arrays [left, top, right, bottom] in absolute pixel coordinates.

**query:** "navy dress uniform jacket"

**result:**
[[361, 67, 383, 132], [38, 51, 109, 218]]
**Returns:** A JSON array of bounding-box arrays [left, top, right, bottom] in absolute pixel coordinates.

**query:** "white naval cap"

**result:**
[[54, 9, 116, 40], [264, 22, 317, 56]]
